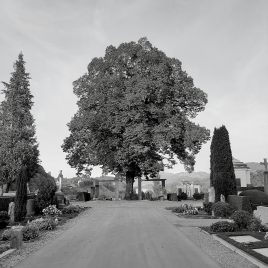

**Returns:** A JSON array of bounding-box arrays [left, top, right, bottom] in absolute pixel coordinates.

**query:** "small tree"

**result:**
[[0, 53, 39, 219], [210, 125, 237, 201]]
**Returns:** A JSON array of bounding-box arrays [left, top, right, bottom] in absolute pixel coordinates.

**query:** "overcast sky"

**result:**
[[0, 0, 267, 178]]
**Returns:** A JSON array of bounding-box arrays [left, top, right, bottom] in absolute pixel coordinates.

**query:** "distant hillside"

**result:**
[[246, 162, 265, 172]]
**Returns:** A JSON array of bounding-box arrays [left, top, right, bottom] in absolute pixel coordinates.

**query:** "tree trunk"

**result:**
[[14, 166, 28, 222], [125, 171, 134, 200]]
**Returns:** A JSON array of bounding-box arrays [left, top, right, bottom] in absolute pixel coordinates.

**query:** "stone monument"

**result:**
[[208, 186, 215, 203], [8, 202, 15, 224], [55, 170, 65, 209], [220, 194, 226, 203]]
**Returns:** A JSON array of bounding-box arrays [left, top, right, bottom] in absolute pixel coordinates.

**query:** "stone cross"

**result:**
[[260, 158, 268, 171]]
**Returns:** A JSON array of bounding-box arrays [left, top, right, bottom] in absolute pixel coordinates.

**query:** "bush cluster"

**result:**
[[210, 221, 238, 232], [230, 210, 252, 230], [248, 217, 268, 232], [212, 202, 235, 218], [30, 217, 57, 231], [1, 229, 12, 241], [203, 202, 213, 215], [42, 205, 62, 217], [22, 225, 39, 241], [193, 193, 204, 200], [61, 205, 82, 215], [178, 192, 187, 201]]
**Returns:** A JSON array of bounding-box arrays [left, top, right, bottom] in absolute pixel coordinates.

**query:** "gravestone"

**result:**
[[260, 158, 268, 195], [8, 202, 15, 224], [208, 187, 215, 203], [220, 194, 225, 203], [26, 199, 35, 216], [204, 193, 209, 203], [10, 226, 23, 249]]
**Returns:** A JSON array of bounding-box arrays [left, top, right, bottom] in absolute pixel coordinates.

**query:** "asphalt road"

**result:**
[[15, 201, 221, 268]]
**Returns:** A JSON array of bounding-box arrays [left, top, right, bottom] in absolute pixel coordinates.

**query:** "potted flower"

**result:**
[[0, 211, 10, 229]]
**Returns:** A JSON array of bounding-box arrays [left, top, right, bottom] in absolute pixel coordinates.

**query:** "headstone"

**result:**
[[10, 226, 23, 249], [26, 199, 35, 216], [260, 158, 268, 195], [8, 202, 15, 224], [220, 194, 226, 203], [208, 187, 215, 203], [204, 193, 209, 203]]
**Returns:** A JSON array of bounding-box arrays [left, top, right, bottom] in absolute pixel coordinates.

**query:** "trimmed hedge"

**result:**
[[210, 221, 238, 232], [239, 190, 268, 209], [227, 195, 252, 213], [231, 210, 252, 230]]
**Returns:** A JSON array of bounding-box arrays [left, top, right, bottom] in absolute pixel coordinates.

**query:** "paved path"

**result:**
[[15, 201, 222, 268]]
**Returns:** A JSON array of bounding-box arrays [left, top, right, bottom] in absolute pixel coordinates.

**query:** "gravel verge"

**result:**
[[0, 205, 92, 268]]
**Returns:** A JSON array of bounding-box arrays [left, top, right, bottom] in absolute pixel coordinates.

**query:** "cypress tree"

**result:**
[[210, 125, 237, 201], [0, 53, 39, 220]]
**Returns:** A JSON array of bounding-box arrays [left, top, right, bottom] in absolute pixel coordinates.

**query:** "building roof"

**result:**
[[232, 157, 250, 169]]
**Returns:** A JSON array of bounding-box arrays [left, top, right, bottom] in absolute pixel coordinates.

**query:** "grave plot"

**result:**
[[229, 235, 260, 243]]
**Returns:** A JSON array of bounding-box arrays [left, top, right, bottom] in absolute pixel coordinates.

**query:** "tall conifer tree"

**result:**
[[0, 53, 39, 221], [210, 125, 237, 201]]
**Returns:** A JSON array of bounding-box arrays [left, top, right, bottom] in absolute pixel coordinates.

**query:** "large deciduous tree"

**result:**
[[210, 125, 237, 201], [62, 38, 210, 199], [0, 53, 39, 220]]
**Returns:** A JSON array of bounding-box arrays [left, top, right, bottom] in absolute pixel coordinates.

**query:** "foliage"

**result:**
[[239, 190, 268, 209], [211, 202, 235, 218], [178, 192, 187, 200], [0, 53, 39, 190], [248, 217, 268, 232], [227, 195, 252, 213], [34, 168, 57, 214], [210, 221, 238, 232], [61, 205, 82, 214], [210, 126, 237, 201], [193, 192, 204, 200], [230, 210, 252, 230], [14, 166, 28, 222], [29, 217, 57, 231], [1, 229, 12, 241], [0, 211, 9, 221], [203, 202, 213, 215], [22, 224, 39, 241], [42, 205, 62, 217], [62, 37, 210, 199]]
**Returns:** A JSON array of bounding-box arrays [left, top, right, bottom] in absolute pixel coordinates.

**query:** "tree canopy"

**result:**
[[63, 38, 210, 198], [210, 125, 237, 201], [0, 53, 39, 192]]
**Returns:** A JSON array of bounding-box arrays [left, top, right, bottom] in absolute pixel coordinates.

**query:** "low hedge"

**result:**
[[230, 210, 252, 230], [210, 221, 238, 232], [227, 195, 252, 213]]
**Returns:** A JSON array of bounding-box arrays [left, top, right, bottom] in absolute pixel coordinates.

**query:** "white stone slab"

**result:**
[[253, 248, 268, 257], [229, 235, 260, 243]]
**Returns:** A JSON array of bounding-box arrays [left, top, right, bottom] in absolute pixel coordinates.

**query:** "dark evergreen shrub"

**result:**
[[212, 202, 235, 218], [178, 192, 187, 200], [210, 126, 237, 201], [35, 176, 57, 214], [193, 193, 204, 200], [210, 221, 238, 232], [230, 210, 252, 229], [0, 211, 9, 229], [203, 202, 213, 215]]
